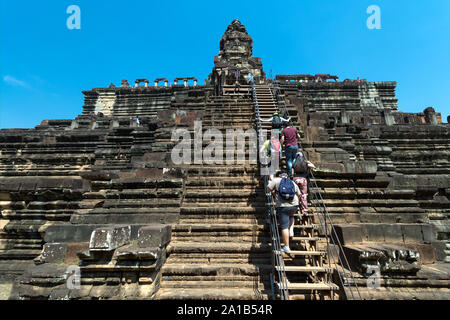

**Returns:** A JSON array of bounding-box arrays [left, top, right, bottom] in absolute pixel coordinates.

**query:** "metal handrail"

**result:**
[[270, 80, 362, 300], [251, 83, 289, 300], [305, 168, 362, 300]]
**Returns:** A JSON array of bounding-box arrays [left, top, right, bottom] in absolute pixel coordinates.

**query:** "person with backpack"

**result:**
[[267, 170, 302, 253], [259, 134, 281, 180], [281, 121, 302, 178], [260, 112, 290, 134], [292, 151, 316, 213]]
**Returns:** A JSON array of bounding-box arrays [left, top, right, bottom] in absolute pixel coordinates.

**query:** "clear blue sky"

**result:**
[[1, 0, 449, 128]]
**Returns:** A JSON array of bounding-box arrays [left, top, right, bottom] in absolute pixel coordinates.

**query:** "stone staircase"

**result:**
[[155, 95, 273, 299]]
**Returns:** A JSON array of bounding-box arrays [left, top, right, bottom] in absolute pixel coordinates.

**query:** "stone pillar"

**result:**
[[194, 80, 197, 86], [383, 111, 395, 125], [154, 81, 158, 87], [165, 81, 168, 87], [340, 111, 349, 124], [184, 80, 187, 87]]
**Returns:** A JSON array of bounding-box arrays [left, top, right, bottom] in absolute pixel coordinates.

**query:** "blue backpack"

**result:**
[[279, 177, 296, 200]]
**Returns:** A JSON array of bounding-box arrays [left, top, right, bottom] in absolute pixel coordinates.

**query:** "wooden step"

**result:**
[[155, 288, 271, 300], [278, 282, 339, 291], [290, 237, 323, 242], [276, 266, 333, 273], [277, 250, 326, 256]]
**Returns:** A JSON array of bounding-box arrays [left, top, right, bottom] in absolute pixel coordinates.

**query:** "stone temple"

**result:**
[[0, 19, 449, 300]]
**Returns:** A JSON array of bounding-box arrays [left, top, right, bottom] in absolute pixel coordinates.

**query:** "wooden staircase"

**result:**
[[253, 84, 341, 300], [254, 85, 280, 135], [278, 210, 340, 300]]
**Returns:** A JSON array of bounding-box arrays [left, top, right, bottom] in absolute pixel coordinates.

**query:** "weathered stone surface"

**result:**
[[45, 225, 100, 243], [137, 225, 171, 248], [34, 243, 68, 265], [334, 224, 362, 244], [343, 243, 421, 275], [89, 225, 131, 251], [115, 246, 161, 261]]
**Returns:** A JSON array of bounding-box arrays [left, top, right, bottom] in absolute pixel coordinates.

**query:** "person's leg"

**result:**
[[289, 215, 295, 237], [278, 208, 290, 250], [285, 146, 294, 175], [286, 146, 298, 176], [292, 146, 298, 176], [281, 229, 290, 249], [299, 177, 308, 212]]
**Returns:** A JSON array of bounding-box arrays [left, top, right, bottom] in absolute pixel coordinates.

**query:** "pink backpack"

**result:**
[[270, 139, 281, 158]]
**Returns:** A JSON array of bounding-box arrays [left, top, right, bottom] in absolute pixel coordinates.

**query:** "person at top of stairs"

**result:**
[[260, 112, 290, 134], [267, 170, 302, 253], [281, 121, 302, 178], [234, 69, 241, 93]]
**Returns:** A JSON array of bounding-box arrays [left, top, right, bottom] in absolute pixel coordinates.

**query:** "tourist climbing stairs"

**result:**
[[252, 81, 362, 300]]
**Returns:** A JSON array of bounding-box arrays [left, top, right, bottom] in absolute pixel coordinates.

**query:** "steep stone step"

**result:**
[[83, 207, 180, 215], [0, 249, 41, 260], [172, 223, 265, 232], [159, 280, 265, 289], [98, 189, 182, 199], [167, 242, 271, 253], [1, 209, 73, 220], [180, 206, 265, 215], [185, 177, 260, 187], [172, 235, 271, 243], [101, 199, 181, 208], [166, 253, 271, 264], [70, 212, 179, 224], [178, 216, 264, 224], [162, 263, 272, 276], [184, 192, 265, 202], [155, 287, 271, 300]]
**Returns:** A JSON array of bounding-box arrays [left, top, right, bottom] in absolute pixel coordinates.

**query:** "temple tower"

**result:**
[[209, 19, 265, 94]]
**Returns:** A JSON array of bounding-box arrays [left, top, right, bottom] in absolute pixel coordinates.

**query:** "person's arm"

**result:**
[[281, 117, 290, 122], [260, 142, 268, 156], [307, 161, 316, 169], [260, 117, 273, 122], [280, 131, 285, 146], [259, 144, 265, 155], [295, 184, 301, 197], [267, 180, 276, 194]]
